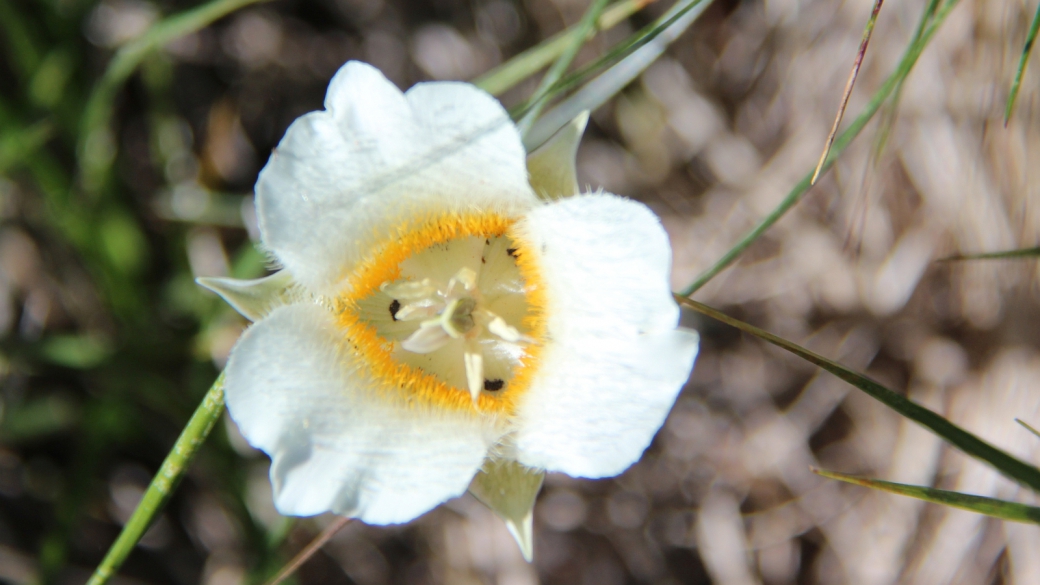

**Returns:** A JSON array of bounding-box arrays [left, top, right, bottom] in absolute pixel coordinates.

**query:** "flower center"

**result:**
[[336, 212, 546, 413]]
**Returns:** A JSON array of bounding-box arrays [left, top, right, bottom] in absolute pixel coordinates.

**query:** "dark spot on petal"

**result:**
[[485, 239, 490, 245], [389, 299, 401, 320], [506, 248, 518, 258], [483, 379, 504, 391], [481, 256, 486, 263]]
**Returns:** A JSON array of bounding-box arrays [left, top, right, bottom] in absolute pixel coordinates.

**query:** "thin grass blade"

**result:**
[[515, 0, 611, 138], [86, 375, 226, 585], [812, 0, 885, 185], [676, 296, 1040, 493], [678, 0, 961, 297], [814, 469, 1040, 523], [474, 0, 654, 96], [1016, 419, 1040, 440], [1005, 0, 1040, 126], [938, 247, 1040, 261], [79, 0, 271, 196], [522, 0, 711, 150]]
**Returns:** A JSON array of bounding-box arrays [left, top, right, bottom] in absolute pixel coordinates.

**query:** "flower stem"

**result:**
[[86, 374, 227, 585]]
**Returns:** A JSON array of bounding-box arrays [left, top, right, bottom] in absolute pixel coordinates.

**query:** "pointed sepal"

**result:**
[[526, 111, 589, 201], [196, 270, 295, 322], [468, 458, 545, 561]]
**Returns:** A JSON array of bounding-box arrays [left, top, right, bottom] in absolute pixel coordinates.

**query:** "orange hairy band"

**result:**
[[336, 211, 547, 415]]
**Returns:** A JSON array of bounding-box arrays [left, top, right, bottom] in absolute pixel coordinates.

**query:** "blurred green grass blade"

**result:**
[[938, 247, 1040, 261], [522, 0, 711, 149], [678, 0, 961, 297], [815, 469, 1040, 524], [0, 120, 53, 174], [676, 296, 1040, 493], [0, 0, 42, 81], [1016, 418, 1040, 440], [474, 0, 652, 96], [87, 374, 226, 585], [79, 0, 270, 196], [516, 0, 611, 138], [872, 0, 940, 159], [1005, 1, 1040, 125]]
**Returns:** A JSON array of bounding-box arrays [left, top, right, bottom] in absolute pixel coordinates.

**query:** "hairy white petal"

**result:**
[[224, 303, 491, 524], [511, 194, 700, 477], [256, 61, 538, 294]]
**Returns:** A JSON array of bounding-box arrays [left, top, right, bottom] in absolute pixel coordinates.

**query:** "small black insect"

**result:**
[[389, 299, 401, 321], [506, 248, 518, 258], [483, 379, 504, 391]]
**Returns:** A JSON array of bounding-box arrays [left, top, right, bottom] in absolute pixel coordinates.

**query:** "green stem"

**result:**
[[474, 0, 652, 95], [78, 0, 271, 196], [678, 0, 961, 297], [87, 375, 226, 585], [516, 0, 611, 138]]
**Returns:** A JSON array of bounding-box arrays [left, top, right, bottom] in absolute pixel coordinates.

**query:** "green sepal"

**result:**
[[196, 270, 294, 321], [468, 458, 545, 561], [526, 111, 588, 201]]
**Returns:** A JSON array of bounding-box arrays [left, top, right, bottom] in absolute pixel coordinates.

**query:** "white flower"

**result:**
[[200, 61, 698, 559]]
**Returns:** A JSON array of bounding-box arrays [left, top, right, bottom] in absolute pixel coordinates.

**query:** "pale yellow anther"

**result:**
[[380, 278, 435, 299], [488, 315, 524, 343], [447, 267, 478, 294], [463, 341, 484, 404]]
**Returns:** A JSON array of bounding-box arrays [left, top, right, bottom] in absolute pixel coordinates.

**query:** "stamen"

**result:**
[[447, 267, 478, 294], [463, 341, 484, 404], [381, 279, 436, 299], [395, 299, 440, 321], [401, 321, 451, 353], [488, 315, 524, 343]]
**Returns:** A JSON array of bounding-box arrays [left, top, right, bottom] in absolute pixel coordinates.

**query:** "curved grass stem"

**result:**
[[86, 374, 226, 585], [677, 296, 1040, 493]]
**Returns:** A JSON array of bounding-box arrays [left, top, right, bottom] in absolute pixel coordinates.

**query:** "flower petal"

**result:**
[[525, 111, 588, 200], [256, 61, 538, 294], [224, 302, 493, 524], [511, 194, 700, 477]]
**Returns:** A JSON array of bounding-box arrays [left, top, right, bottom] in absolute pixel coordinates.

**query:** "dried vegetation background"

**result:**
[[2, 0, 1040, 582]]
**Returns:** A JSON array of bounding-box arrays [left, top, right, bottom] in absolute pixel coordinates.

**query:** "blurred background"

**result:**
[[2, 0, 1040, 581]]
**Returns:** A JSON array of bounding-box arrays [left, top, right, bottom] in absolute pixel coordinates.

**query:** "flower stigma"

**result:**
[[336, 212, 546, 413]]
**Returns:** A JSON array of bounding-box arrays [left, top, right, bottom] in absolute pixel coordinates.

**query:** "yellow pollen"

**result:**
[[336, 211, 547, 414]]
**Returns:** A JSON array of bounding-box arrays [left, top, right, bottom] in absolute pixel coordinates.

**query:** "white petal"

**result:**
[[224, 303, 492, 524], [511, 194, 700, 477], [255, 61, 539, 294], [525, 111, 587, 200]]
